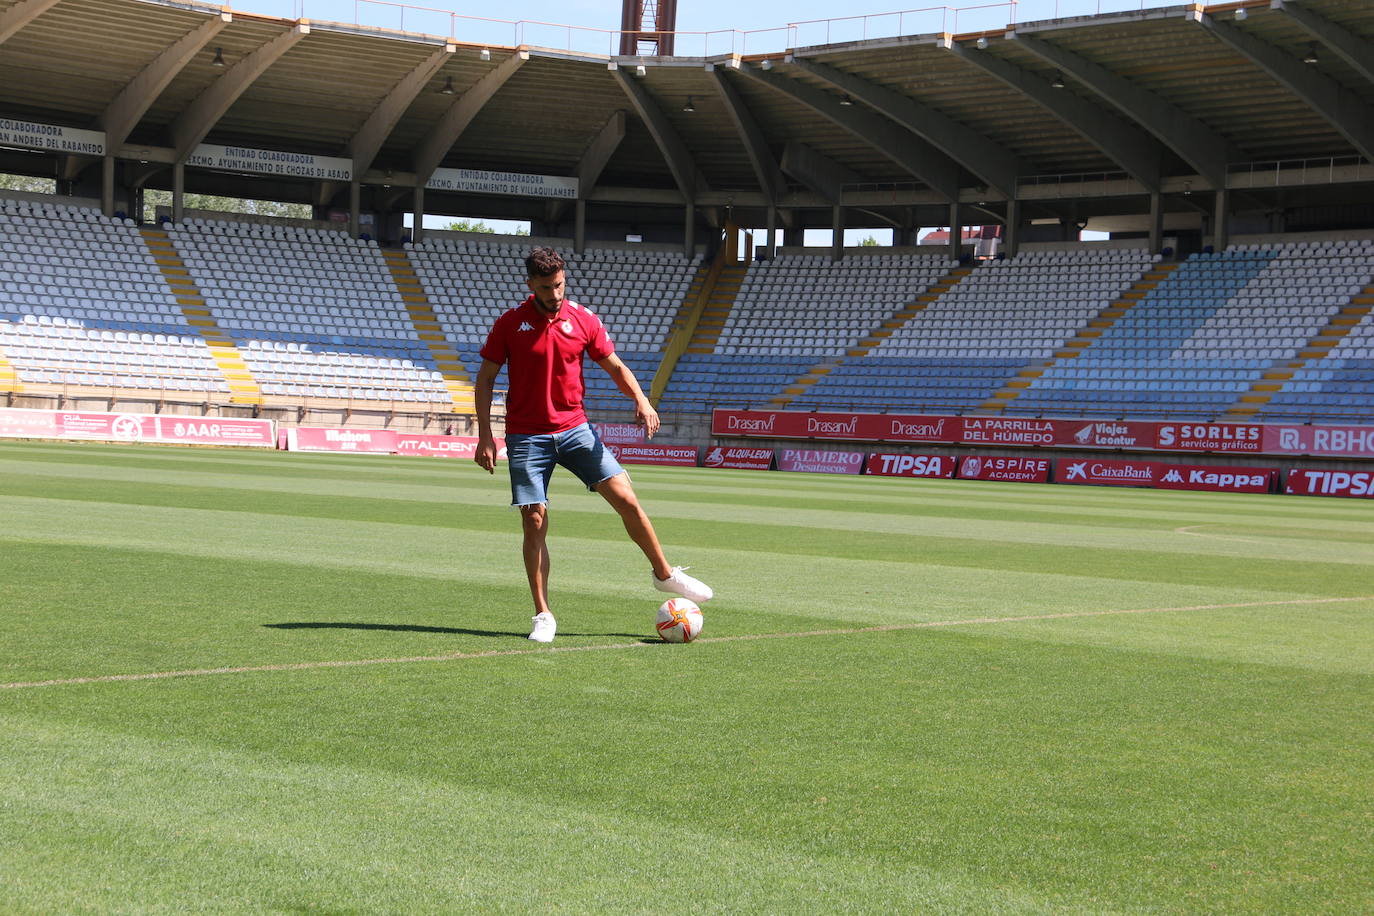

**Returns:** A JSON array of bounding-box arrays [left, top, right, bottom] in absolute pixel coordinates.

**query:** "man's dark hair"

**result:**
[[525, 247, 565, 278]]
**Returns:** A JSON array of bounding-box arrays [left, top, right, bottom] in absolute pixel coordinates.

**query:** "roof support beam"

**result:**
[[101, 12, 232, 149], [349, 43, 454, 176], [545, 109, 626, 225], [611, 68, 704, 201], [709, 69, 786, 204], [0, 0, 62, 46], [411, 49, 527, 186], [1273, 0, 1374, 89], [943, 39, 1163, 192], [1196, 11, 1374, 162], [168, 22, 309, 160], [790, 57, 1021, 199], [1009, 31, 1240, 188], [733, 62, 960, 202], [780, 141, 862, 204]]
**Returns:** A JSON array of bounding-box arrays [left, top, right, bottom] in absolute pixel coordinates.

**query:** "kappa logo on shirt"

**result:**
[[517, 322, 534, 332]]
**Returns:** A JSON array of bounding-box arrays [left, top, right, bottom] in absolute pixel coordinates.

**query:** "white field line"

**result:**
[[1174, 524, 1291, 546], [3, 594, 1372, 692]]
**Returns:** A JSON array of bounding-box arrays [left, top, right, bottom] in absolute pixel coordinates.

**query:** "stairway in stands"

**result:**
[[140, 227, 263, 406], [1225, 288, 1374, 417], [380, 248, 475, 413], [770, 263, 974, 408], [683, 265, 747, 354], [977, 260, 1178, 413], [0, 349, 20, 394]]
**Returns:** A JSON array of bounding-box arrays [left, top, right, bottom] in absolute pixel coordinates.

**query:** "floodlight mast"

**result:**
[[620, 0, 677, 56]]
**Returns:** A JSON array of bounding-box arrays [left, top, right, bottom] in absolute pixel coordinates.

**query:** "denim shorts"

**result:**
[[505, 422, 625, 506]]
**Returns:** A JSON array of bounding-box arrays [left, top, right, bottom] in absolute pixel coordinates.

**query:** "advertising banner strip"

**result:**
[[957, 455, 1051, 483], [1154, 464, 1275, 494], [865, 452, 956, 479], [776, 448, 865, 475], [609, 444, 699, 467], [188, 144, 353, 182], [427, 167, 578, 199], [0, 118, 104, 156], [287, 427, 397, 454], [702, 446, 774, 470], [712, 409, 1374, 460], [0, 407, 274, 447], [592, 422, 646, 445], [1055, 458, 1162, 487], [392, 435, 507, 459], [1285, 468, 1374, 498]]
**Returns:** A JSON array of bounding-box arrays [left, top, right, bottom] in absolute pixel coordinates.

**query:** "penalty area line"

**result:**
[[3, 593, 1371, 691]]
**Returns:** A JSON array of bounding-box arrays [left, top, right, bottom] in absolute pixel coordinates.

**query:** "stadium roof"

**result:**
[[0, 0, 1371, 229]]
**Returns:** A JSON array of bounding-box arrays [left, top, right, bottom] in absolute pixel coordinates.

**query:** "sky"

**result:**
[[237, 0, 1148, 241], [231, 0, 1172, 59]]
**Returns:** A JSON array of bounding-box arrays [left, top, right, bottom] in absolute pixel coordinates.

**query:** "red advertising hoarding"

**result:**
[[702, 445, 774, 470], [1284, 468, 1374, 498], [1263, 424, 1374, 459], [592, 422, 647, 445], [865, 452, 956, 479], [1055, 458, 1162, 487], [0, 407, 274, 447], [393, 434, 507, 460], [957, 455, 1051, 483], [776, 448, 865, 475], [287, 426, 396, 454], [713, 408, 1374, 461], [1155, 423, 1264, 454], [609, 444, 699, 467], [1154, 464, 1275, 493]]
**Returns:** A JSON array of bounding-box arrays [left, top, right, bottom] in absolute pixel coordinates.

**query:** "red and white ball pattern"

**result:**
[[655, 598, 704, 643]]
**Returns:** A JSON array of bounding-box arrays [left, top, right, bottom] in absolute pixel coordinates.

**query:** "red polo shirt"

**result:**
[[480, 296, 615, 435]]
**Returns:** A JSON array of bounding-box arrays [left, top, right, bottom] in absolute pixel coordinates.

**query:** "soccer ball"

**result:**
[[655, 598, 704, 643]]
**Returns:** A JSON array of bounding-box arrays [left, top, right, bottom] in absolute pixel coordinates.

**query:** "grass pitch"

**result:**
[[1, 439, 1371, 913]]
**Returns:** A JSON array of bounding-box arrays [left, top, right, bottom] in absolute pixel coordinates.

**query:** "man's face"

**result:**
[[526, 270, 565, 317]]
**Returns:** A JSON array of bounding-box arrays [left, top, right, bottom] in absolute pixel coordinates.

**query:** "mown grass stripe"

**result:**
[[6, 593, 1368, 691]]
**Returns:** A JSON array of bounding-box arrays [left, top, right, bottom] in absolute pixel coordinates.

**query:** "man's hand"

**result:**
[[474, 436, 497, 473], [637, 399, 661, 439]]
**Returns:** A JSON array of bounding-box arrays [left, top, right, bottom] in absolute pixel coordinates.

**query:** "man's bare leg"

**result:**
[[595, 472, 672, 580], [519, 503, 553, 615]]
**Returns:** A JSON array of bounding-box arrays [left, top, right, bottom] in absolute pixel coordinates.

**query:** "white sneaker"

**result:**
[[528, 611, 556, 643], [653, 566, 713, 603]]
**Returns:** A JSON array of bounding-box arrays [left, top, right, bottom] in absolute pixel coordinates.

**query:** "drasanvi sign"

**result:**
[[0, 118, 104, 156], [187, 144, 353, 181], [427, 167, 578, 199]]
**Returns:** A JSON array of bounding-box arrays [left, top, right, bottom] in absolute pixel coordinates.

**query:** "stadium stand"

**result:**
[[1008, 240, 1374, 420], [0, 199, 230, 395], [407, 237, 701, 413], [168, 219, 452, 404], [793, 247, 1158, 414], [657, 251, 956, 412]]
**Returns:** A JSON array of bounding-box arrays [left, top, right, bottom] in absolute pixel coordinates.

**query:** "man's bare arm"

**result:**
[[473, 358, 503, 472], [596, 353, 659, 438]]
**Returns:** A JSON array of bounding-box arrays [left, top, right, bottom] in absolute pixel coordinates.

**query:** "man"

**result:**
[[474, 247, 712, 643]]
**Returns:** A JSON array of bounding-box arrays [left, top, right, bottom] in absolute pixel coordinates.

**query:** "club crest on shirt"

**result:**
[[561, 320, 573, 334]]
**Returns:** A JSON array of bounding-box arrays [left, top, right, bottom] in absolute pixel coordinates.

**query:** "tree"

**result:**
[[142, 190, 310, 220], [445, 218, 529, 235], [0, 173, 55, 194], [859, 235, 880, 247]]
